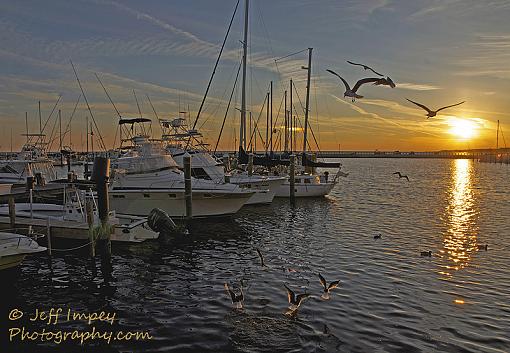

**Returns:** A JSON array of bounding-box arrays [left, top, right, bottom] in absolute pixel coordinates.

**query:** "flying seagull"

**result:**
[[284, 284, 310, 314], [224, 283, 244, 309], [346, 60, 383, 76], [346, 61, 396, 88], [406, 98, 465, 118], [318, 273, 340, 300], [326, 69, 380, 102], [256, 248, 266, 267], [393, 172, 409, 181]]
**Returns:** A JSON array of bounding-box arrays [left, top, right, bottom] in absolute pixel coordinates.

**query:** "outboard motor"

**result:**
[[147, 208, 177, 234]]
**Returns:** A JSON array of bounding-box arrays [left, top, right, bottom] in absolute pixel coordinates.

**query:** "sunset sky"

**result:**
[[1, 0, 509, 152]]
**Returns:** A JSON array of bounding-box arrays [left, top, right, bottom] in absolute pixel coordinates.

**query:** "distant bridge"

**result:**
[[214, 148, 510, 160]]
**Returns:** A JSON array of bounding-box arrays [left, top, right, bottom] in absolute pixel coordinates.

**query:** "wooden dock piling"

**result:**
[[289, 154, 296, 205], [183, 153, 193, 220]]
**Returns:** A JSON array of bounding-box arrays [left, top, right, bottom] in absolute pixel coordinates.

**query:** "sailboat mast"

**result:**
[[289, 79, 293, 153], [496, 119, 500, 149], [25, 112, 29, 145], [303, 47, 312, 153], [266, 91, 269, 153], [240, 0, 249, 152], [59, 109, 63, 165], [270, 80, 273, 155], [284, 90, 287, 153]]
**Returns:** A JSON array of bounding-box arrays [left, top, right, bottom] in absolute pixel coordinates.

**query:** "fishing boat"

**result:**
[[0, 231, 46, 270], [110, 141, 254, 218], [0, 186, 158, 243], [162, 118, 285, 205]]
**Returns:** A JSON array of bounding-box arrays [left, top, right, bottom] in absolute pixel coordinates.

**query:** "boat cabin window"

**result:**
[[168, 194, 177, 198], [143, 193, 150, 198], [191, 168, 211, 180], [304, 178, 311, 184]]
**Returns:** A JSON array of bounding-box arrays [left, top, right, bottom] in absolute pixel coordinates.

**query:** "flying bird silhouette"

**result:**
[[346, 60, 383, 76], [406, 98, 465, 118], [393, 172, 409, 181], [318, 273, 340, 300], [284, 284, 310, 314], [224, 283, 244, 309], [346, 61, 396, 88], [326, 69, 380, 102]]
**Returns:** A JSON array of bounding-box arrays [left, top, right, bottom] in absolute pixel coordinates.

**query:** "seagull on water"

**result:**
[[318, 273, 340, 300], [346, 61, 396, 88], [284, 284, 310, 314], [393, 172, 409, 181], [406, 98, 465, 118], [477, 244, 488, 251], [224, 283, 244, 309], [326, 69, 380, 102], [374, 233, 382, 239], [420, 251, 432, 257]]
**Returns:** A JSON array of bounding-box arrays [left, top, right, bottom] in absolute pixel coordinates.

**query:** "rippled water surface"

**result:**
[[2, 159, 510, 352]]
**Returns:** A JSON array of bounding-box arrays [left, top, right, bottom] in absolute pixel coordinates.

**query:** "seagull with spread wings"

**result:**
[[318, 273, 340, 300], [284, 284, 310, 314], [406, 98, 465, 118], [347, 61, 396, 88], [326, 69, 380, 102]]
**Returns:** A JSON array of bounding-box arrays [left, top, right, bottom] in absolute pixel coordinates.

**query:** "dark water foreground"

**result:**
[[2, 159, 509, 353]]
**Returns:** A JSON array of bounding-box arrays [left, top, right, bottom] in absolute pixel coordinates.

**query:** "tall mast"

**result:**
[[266, 91, 269, 154], [239, 0, 249, 152], [86, 116, 89, 155], [289, 79, 293, 153], [302, 47, 312, 153], [25, 112, 29, 145], [496, 119, 500, 149], [59, 109, 63, 165], [270, 80, 273, 155], [284, 90, 288, 152], [38, 101, 42, 136]]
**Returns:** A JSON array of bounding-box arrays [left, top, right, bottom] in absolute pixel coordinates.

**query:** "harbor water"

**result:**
[[2, 158, 509, 352]]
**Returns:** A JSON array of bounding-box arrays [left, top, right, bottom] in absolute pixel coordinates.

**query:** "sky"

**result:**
[[1, 0, 510, 152]]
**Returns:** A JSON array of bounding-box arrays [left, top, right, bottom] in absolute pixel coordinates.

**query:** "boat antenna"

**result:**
[[70, 59, 107, 151], [214, 59, 242, 153], [95, 73, 122, 119], [189, 0, 240, 133]]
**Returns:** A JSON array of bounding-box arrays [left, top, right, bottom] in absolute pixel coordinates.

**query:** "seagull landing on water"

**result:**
[[326, 69, 380, 102], [406, 98, 465, 118], [284, 284, 310, 315], [318, 273, 340, 300], [393, 172, 409, 181], [346, 61, 396, 88], [224, 283, 244, 309]]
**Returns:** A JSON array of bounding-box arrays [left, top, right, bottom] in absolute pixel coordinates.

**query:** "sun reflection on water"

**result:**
[[440, 159, 479, 277]]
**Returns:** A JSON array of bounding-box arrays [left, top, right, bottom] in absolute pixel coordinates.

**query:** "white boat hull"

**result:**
[[275, 181, 336, 197], [110, 190, 252, 218], [0, 232, 46, 270], [230, 176, 285, 205]]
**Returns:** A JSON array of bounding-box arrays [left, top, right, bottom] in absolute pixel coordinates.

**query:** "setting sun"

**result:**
[[448, 118, 477, 139]]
